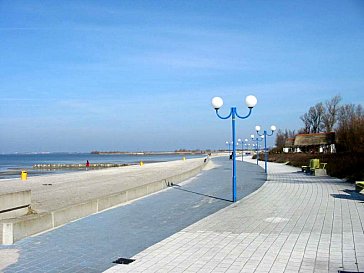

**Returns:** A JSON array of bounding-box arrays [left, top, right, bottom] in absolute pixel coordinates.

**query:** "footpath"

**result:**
[[0, 158, 207, 244], [106, 158, 364, 273], [0, 156, 264, 273]]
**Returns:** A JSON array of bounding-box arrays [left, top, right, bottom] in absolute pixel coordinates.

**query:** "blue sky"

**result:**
[[0, 1, 363, 153]]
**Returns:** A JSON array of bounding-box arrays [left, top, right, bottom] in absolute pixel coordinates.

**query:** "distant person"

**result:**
[[86, 160, 90, 170], [229, 152, 233, 160]]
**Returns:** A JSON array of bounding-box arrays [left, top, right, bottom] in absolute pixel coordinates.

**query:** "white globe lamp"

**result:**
[[211, 97, 224, 110], [245, 95, 257, 108]]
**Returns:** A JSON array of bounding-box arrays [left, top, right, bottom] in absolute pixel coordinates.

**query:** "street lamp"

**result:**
[[238, 138, 249, 161], [255, 125, 276, 173], [225, 141, 232, 154], [251, 134, 264, 165], [211, 95, 257, 202]]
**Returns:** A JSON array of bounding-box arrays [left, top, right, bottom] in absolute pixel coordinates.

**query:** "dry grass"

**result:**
[[261, 152, 364, 182]]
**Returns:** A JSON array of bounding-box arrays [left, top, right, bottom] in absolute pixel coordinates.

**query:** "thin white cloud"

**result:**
[[0, 98, 51, 101], [0, 27, 51, 30]]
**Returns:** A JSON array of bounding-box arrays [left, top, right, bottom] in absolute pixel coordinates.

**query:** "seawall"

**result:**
[[1, 157, 208, 244]]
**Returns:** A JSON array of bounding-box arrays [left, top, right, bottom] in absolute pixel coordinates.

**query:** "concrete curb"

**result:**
[[1, 158, 208, 245]]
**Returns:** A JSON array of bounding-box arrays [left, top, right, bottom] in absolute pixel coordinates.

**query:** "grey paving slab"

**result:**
[[105, 158, 364, 273], [0, 156, 266, 272]]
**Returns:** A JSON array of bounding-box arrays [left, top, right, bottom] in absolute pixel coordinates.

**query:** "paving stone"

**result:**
[[1, 157, 267, 272], [104, 158, 364, 272], [3, 157, 364, 273]]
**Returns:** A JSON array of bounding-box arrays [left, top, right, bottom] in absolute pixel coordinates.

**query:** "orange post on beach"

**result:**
[[21, 170, 27, 181]]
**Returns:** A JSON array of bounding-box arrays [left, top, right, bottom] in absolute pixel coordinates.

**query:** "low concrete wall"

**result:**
[[314, 169, 327, 176], [52, 200, 98, 228], [3, 213, 53, 245], [0, 190, 31, 220], [1, 158, 208, 245], [97, 192, 128, 212]]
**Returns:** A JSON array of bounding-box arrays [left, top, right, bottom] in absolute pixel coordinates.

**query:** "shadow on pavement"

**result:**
[[170, 183, 233, 203], [331, 189, 364, 202]]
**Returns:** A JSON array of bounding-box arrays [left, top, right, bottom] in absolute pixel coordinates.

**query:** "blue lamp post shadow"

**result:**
[[251, 134, 264, 165], [211, 95, 257, 202], [255, 125, 276, 173]]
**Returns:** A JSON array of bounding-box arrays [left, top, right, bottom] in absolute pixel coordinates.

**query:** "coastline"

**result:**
[[91, 151, 208, 155], [0, 153, 206, 180]]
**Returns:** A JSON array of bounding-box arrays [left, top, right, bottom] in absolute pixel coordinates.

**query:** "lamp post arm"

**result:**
[[256, 130, 264, 137], [235, 108, 252, 120], [215, 109, 232, 120], [266, 130, 274, 137]]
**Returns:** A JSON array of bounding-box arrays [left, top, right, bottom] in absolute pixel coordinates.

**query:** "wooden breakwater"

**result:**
[[33, 163, 129, 169]]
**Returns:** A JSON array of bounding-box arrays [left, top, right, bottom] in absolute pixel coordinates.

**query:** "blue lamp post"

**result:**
[[251, 134, 264, 165], [211, 95, 257, 202], [225, 141, 232, 155], [255, 125, 276, 173], [238, 138, 249, 161], [237, 139, 243, 161]]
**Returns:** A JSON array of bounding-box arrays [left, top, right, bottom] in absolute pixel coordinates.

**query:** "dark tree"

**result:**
[[322, 95, 342, 132], [300, 103, 324, 133], [275, 129, 296, 151], [275, 129, 286, 150], [336, 104, 364, 152]]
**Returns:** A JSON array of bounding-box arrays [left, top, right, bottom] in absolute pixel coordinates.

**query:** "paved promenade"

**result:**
[[106, 158, 364, 273], [0, 157, 266, 272]]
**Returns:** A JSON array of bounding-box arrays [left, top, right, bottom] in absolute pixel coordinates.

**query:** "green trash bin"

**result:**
[[309, 159, 320, 170]]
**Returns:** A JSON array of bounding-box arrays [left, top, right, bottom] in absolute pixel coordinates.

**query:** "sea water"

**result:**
[[0, 153, 205, 180]]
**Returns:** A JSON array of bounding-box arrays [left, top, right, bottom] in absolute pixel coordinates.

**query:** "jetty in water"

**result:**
[[33, 163, 129, 169]]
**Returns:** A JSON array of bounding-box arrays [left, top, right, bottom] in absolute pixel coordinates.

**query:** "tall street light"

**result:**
[[247, 143, 251, 154], [211, 95, 257, 202], [225, 141, 232, 154], [255, 125, 276, 173], [251, 134, 264, 165], [238, 138, 249, 161]]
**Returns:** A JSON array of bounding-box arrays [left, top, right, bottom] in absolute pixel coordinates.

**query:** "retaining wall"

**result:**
[[1, 158, 208, 245], [0, 190, 31, 221]]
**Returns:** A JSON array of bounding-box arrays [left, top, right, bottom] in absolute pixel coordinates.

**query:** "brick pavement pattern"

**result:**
[[105, 159, 364, 273]]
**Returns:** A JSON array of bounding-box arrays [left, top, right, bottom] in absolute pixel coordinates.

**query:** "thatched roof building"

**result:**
[[284, 138, 295, 147], [283, 132, 336, 153], [294, 132, 335, 147]]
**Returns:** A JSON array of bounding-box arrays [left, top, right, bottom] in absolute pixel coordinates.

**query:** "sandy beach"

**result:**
[[0, 157, 207, 214]]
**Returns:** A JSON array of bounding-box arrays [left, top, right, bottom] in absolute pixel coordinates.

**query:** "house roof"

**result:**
[[293, 132, 335, 146], [284, 138, 295, 147]]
